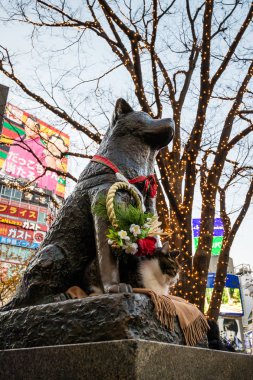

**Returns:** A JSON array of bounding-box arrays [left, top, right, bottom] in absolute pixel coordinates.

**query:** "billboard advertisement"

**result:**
[[0, 200, 47, 250], [205, 273, 244, 316], [218, 317, 244, 352], [193, 218, 224, 255], [0, 103, 70, 198], [0, 201, 38, 220]]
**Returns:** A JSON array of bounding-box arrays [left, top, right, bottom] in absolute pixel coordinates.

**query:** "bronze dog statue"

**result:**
[[2, 98, 174, 310]]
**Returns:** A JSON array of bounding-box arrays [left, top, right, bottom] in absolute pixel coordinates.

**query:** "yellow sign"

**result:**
[[0, 216, 22, 226]]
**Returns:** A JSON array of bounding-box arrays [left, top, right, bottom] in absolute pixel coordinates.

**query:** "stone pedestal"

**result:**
[[0, 293, 188, 349], [0, 293, 192, 349], [0, 339, 252, 380]]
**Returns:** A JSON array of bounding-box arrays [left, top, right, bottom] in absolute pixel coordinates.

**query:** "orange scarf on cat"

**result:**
[[133, 288, 209, 346]]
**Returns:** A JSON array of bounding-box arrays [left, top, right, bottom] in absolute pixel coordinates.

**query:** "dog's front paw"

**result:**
[[106, 283, 133, 293], [65, 286, 88, 299]]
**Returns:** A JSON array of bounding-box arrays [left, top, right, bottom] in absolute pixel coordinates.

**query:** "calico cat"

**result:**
[[119, 245, 180, 296], [66, 244, 180, 298]]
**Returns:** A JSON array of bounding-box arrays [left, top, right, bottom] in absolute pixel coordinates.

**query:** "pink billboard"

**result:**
[[0, 104, 70, 198]]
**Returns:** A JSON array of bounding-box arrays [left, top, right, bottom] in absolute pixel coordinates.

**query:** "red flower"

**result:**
[[136, 237, 157, 256]]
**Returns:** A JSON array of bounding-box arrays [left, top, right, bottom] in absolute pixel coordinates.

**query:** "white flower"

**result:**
[[118, 230, 130, 240], [108, 239, 114, 245], [130, 224, 141, 237], [146, 218, 152, 222], [123, 243, 138, 255]]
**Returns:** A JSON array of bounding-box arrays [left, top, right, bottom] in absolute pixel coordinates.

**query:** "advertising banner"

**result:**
[[0, 218, 46, 246], [0, 103, 70, 198], [192, 218, 224, 255], [0, 201, 38, 221], [218, 317, 244, 352], [205, 273, 244, 316], [0, 200, 48, 250], [0, 223, 36, 242], [0, 236, 39, 249], [0, 215, 47, 231]]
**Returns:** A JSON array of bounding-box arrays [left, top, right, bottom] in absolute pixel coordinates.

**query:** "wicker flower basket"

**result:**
[[106, 182, 142, 229]]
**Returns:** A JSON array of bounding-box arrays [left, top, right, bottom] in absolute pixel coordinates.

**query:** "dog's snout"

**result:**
[[154, 117, 174, 130], [145, 117, 174, 149], [163, 118, 175, 130]]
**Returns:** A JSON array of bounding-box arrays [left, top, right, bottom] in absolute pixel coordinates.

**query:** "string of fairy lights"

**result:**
[[95, 0, 253, 312]]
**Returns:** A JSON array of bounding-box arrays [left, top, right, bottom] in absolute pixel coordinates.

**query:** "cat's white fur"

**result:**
[[139, 258, 179, 296]]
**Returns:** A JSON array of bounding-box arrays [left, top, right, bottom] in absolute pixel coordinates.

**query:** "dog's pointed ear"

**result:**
[[111, 98, 133, 126]]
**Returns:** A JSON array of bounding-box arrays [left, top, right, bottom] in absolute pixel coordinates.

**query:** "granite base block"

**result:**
[[0, 339, 252, 380]]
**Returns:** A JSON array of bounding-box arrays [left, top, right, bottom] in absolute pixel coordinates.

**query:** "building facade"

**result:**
[[0, 99, 70, 286]]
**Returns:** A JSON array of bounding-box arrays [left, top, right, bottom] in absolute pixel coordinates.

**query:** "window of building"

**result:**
[[1, 186, 12, 198], [12, 188, 22, 201], [0, 185, 22, 201], [38, 211, 46, 224]]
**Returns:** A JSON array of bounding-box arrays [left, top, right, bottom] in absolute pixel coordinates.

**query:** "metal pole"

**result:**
[[0, 84, 9, 131]]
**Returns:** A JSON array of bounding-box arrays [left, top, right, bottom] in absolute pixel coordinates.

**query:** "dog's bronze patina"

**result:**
[[2, 98, 174, 310]]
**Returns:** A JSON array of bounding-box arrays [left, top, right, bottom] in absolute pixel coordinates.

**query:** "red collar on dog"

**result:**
[[92, 154, 158, 198]]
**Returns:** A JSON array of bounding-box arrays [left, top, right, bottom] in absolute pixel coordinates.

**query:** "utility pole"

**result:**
[[0, 84, 9, 129]]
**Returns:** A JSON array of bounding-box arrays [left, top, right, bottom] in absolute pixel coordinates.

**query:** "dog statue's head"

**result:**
[[109, 98, 174, 150]]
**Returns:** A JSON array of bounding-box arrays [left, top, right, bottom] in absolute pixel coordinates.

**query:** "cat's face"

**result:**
[[155, 250, 181, 280]]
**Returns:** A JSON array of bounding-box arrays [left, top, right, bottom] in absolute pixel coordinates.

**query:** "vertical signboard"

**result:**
[[0, 103, 70, 198], [192, 218, 224, 255]]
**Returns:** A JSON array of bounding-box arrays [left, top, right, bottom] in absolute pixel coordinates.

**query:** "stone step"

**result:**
[[0, 339, 252, 380]]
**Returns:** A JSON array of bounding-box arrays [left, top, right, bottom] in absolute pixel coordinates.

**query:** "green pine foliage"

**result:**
[[92, 195, 108, 219], [93, 194, 153, 232], [114, 203, 152, 230]]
